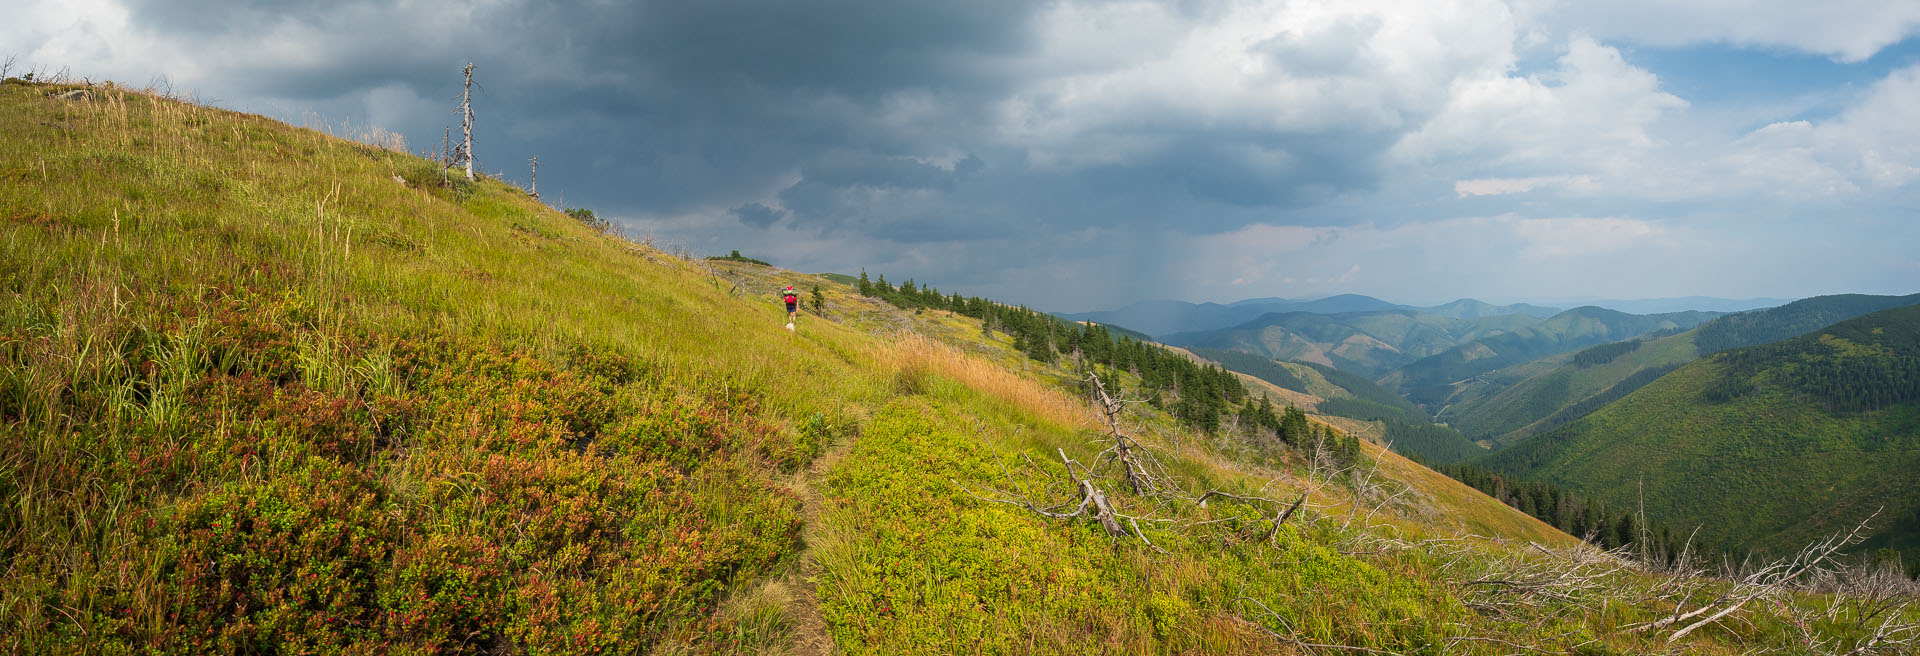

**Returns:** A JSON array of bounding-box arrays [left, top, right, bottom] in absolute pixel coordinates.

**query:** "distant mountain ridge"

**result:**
[[1060, 295, 1560, 338], [1524, 296, 1792, 315], [1379, 307, 1723, 412], [1163, 309, 1538, 378], [1061, 294, 1784, 339]]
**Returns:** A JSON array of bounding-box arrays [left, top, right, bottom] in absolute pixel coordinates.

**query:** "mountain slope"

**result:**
[[1165, 310, 1537, 377], [1067, 296, 1556, 339], [1381, 307, 1720, 412], [1440, 293, 1920, 446], [1480, 305, 1920, 563]]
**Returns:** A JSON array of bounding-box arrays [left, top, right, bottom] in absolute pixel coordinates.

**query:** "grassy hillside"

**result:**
[[1480, 305, 1920, 565], [1383, 307, 1718, 412], [1441, 294, 1920, 447], [5, 78, 1911, 655], [2, 77, 899, 653]]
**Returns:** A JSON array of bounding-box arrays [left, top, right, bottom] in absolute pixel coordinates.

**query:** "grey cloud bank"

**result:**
[[10, 0, 1920, 311]]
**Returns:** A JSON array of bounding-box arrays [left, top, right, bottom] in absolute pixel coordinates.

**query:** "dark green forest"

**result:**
[[1188, 348, 1311, 392], [1693, 293, 1920, 355], [1571, 340, 1642, 368], [1434, 463, 1687, 560], [1706, 304, 1920, 413]]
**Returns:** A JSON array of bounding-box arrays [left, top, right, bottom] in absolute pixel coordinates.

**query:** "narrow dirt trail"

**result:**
[[783, 427, 857, 656]]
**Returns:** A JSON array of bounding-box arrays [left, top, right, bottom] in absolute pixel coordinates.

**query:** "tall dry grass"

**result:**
[[872, 332, 1096, 433]]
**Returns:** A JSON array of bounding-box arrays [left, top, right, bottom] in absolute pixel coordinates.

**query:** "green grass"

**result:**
[[2, 78, 1907, 655], [0, 79, 889, 652]]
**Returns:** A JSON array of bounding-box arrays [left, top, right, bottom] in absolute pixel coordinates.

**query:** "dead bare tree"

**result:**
[[1197, 488, 1307, 545], [461, 62, 475, 181], [528, 155, 539, 200], [1788, 557, 1920, 655], [960, 372, 1311, 550], [1084, 372, 1175, 499]]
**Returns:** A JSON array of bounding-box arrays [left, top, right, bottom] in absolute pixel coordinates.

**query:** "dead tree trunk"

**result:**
[[461, 63, 475, 181], [529, 156, 538, 200]]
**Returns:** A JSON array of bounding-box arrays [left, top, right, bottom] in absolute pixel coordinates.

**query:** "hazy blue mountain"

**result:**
[[1523, 297, 1791, 315], [1423, 298, 1563, 319], [1163, 310, 1542, 378], [1060, 299, 1294, 338], [1063, 295, 1558, 338]]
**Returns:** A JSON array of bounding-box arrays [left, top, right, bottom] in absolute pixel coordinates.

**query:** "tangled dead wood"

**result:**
[[957, 372, 1307, 548]]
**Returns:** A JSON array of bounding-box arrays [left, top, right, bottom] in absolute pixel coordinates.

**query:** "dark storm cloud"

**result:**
[[23, 0, 1920, 311], [86, 0, 1501, 307], [730, 202, 786, 229], [120, 0, 1404, 227], [116, 0, 1040, 214]]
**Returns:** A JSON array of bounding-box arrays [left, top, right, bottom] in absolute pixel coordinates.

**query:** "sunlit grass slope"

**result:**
[[5, 79, 1898, 655], [1, 78, 893, 653]]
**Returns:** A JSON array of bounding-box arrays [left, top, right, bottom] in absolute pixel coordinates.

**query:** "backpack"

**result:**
[[783, 288, 798, 304]]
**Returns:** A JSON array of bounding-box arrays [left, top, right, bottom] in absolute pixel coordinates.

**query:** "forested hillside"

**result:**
[[1439, 293, 1920, 446], [1481, 305, 1920, 566]]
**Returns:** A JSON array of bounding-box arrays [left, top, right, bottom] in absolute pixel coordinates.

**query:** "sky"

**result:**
[[9, 0, 1920, 312]]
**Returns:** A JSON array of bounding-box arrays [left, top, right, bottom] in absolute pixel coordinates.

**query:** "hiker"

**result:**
[[781, 285, 799, 326]]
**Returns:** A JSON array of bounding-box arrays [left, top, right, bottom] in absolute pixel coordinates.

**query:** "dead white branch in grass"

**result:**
[[1197, 488, 1308, 544], [1413, 537, 1636, 619], [1233, 595, 1406, 655], [954, 447, 1129, 538], [1631, 511, 1883, 644], [959, 372, 1316, 549]]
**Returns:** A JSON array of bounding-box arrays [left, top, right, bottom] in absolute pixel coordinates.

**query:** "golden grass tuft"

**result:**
[[872, 333, 1096, 433]]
